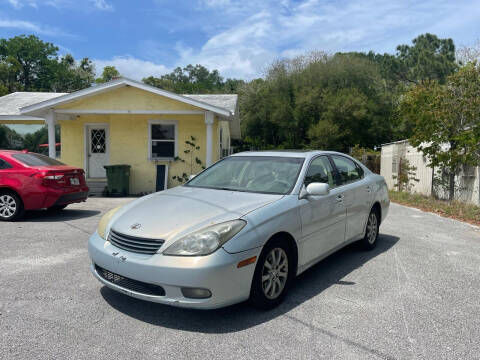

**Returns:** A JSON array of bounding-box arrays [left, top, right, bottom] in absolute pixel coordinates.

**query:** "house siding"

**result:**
[[58, 88, 223, 194]]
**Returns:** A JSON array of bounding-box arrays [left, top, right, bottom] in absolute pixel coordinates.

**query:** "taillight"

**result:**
[[33, 172, 66, 186], [44, 174, 64, 180]]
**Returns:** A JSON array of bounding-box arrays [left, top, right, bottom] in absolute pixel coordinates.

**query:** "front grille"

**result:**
[[108, 229, 164, 255], [95, 264, 165, 296]]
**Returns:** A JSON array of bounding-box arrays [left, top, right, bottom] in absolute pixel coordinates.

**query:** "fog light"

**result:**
[[181, 287, 212, 299]]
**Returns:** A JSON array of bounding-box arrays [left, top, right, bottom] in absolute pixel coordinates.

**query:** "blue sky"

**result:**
[[1, 0, 480, 80]]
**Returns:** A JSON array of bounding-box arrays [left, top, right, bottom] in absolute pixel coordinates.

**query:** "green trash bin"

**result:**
[[104, 164, 131, 196]]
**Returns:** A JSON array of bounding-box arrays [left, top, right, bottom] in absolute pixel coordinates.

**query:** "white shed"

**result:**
[[381, 140, 480, 205]]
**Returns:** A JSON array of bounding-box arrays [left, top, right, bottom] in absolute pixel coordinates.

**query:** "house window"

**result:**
[[149, 121, 177, 160]]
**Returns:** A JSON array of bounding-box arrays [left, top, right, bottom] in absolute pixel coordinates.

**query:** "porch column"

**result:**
[[205, 111, 214, 167], [46, 109, 56, 158]]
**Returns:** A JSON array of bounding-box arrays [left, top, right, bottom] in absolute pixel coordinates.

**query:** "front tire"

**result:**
[[0, 191, 24, 221], [360, 209, 379, 250], [249, 238, 294, 309]]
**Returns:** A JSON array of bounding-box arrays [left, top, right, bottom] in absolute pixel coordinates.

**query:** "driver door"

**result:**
[[298, 156, 347, 266]]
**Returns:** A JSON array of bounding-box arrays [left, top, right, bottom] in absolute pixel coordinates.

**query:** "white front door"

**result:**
[[87, 125, 108, 178]]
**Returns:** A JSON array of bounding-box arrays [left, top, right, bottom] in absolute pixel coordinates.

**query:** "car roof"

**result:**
[[230, 150, 346, 158]]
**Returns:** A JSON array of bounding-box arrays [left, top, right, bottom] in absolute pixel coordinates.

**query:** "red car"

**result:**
[[0, 150, 89, 221]]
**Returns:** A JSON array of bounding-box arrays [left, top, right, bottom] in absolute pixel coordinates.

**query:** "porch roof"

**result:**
[[19, 77, 234, 118], [0, 92, 67, 122]]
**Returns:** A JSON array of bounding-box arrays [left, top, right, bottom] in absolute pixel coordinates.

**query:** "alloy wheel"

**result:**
[[261, 247, 289, 299], [366, 212, 378, 244], [0, 194, 17, 219]]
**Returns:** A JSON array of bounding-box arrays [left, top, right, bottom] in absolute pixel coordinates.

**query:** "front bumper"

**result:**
[[88, 231, 260, 309]]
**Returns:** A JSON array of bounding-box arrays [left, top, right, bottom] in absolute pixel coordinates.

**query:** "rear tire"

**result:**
[[47, 204, 68, 212], [360, 208, 379, 250], [0, 191, 24, 221], [249, 238, 295, 310]]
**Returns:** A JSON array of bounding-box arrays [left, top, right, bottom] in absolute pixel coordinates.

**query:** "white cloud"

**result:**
[[6, 0, 113, 11], [0, 19, 62, 36], [7, 0, 38, 9], [91, 0, 113, 11], [172, 0, 480, 78], [93, 56, 170, 80]]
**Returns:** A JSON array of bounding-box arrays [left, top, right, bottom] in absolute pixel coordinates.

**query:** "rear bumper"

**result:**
[[88, 231, 260, 309], [44, 187, 89, 208], [52, 190, 89, 206]]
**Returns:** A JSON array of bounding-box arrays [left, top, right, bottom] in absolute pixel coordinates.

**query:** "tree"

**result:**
[[23, 125, 60, 153], [0, 35, 94, 93], [240, 52, 393, 151], [143, 64, 243, 94], [95, 65, 120, 83], [0, 35, 58, 91], [376, 33, 457, 85], [0, 125, 24, 149], [456, 39, 480, 65], [392, 157, 419, 192], [51, 55, 95, 92], [400, 64, 480, 200]]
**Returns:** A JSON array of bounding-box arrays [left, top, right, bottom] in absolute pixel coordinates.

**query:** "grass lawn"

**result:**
[[389, 190, 480, 226]]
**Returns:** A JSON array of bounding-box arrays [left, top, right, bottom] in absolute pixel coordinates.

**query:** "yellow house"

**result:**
[[0, 78, 240, 194]]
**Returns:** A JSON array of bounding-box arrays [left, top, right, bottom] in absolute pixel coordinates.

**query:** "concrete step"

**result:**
[[86, 179, 107, 196]]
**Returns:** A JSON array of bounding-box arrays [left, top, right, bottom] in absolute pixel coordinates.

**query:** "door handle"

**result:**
[[365, 185, 371, 193], [336, 194, 344, 202]]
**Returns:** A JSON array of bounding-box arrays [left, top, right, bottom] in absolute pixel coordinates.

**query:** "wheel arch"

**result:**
[[371, 201, 382, 223], [264, 231, 299, 275], [0, 186, 24, 206]]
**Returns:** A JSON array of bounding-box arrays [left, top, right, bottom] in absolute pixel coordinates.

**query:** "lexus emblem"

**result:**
[[130, 223, 141, 230]]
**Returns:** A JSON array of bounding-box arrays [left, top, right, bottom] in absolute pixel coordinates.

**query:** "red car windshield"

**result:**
[[12, 153, 66, 167]]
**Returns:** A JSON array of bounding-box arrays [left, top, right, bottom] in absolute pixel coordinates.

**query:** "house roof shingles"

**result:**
[[183, 94, 238, 115], [0, 92, 67, 116]]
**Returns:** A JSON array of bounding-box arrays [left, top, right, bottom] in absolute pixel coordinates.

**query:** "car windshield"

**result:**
[[186, 156, 304, 195], [12, 153, 66, 166]]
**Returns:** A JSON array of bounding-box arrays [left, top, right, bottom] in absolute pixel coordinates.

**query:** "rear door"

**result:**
[[298, 156, 346, 266], [0, 157, 14, 185], [330, 155, 372, 241]]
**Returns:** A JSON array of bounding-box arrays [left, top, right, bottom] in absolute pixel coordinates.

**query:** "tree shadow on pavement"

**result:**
[[101, 234, 399, 334], [21, 209, 101, 222]]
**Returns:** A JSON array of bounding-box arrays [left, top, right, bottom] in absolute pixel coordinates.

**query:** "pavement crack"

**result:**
[[283, 313, 397, 360], [62, 221, 91, 235], [393, 248, 418, 359]]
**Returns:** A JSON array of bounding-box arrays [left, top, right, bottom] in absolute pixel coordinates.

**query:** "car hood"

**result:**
[[110, 186, 283, 243]]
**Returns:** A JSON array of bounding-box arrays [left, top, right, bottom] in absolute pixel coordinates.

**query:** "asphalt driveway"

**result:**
[[1, 198, 479, 359]]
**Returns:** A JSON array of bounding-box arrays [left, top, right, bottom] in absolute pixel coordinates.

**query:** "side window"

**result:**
[[304, 156, 337, 188], [0, 158, 12, 170], [331, 155, 363, 185]]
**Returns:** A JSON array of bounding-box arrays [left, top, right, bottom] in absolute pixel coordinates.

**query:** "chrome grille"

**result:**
[[108, 229, 165, 254]]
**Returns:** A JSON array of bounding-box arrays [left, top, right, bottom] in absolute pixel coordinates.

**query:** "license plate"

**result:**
[[70, 178, 80, 185]]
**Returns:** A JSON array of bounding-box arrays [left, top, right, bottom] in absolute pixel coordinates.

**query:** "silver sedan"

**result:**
[[88, 151, 389, 309]]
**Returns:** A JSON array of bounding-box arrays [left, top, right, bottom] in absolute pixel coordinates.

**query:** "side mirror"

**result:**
[[300, 182, 329, 199], [188, 174, 196, 180]]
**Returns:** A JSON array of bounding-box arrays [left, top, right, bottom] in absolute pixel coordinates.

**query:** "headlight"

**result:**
[[97, 206, 121, 239], [163, 220, 246, 256]]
